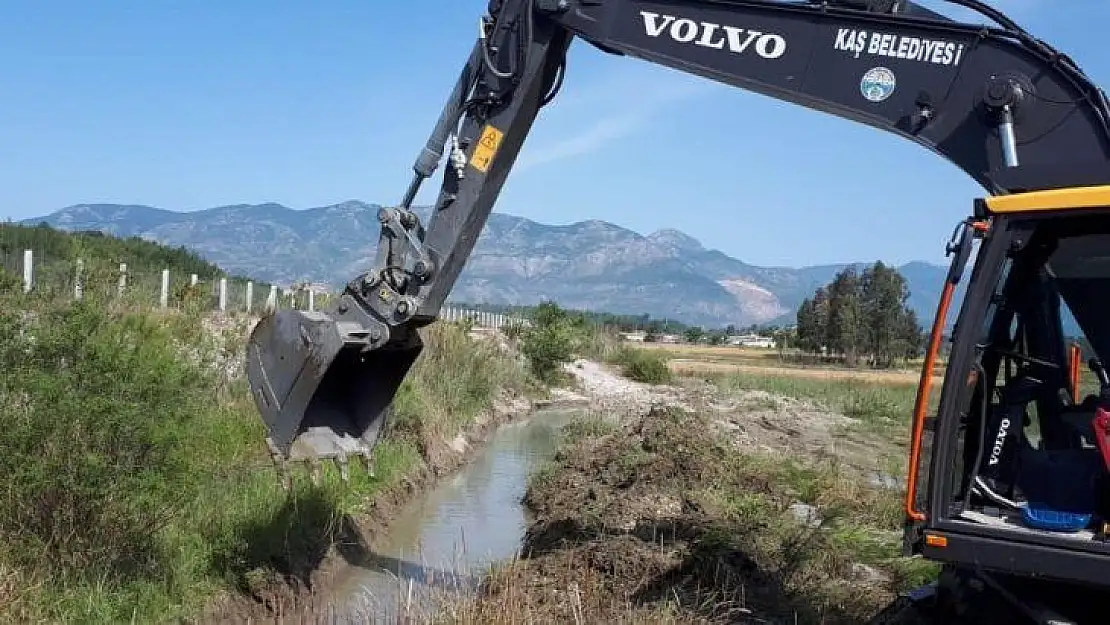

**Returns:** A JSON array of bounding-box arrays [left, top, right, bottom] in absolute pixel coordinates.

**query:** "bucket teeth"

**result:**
[[264, 435, 373, 488]]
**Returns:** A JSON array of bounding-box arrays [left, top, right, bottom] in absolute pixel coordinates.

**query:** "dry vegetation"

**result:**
[[639, 342, 943, 385]]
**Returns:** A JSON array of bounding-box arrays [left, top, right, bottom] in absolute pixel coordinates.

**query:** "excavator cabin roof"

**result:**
[[981, 185, 1110, 215]]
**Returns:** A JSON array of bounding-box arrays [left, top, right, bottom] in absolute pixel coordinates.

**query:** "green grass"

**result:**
[[608, 345, 673, 384], [392, 321, 533, 439], [0, 274, 533, 623]]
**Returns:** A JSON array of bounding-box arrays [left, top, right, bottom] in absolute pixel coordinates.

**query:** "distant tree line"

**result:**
[[448, 300, 799, 340], [794, 261, 925, 368], [2, 222, 224, 277], [450, 301, 699, 334]]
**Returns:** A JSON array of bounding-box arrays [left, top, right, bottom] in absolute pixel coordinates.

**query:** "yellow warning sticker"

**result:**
[[470, 124, 504, 173]]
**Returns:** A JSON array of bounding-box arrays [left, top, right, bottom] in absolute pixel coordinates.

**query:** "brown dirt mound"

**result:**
[[449, 405, 922, 625]]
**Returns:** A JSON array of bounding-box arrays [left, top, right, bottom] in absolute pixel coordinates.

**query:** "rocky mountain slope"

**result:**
[[22, 201, 947, 328]]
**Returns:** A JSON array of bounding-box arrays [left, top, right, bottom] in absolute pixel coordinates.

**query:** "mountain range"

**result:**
[[20, 201, 949, 328]]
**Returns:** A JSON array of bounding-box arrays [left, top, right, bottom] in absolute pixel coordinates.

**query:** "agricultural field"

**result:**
[[636, 341, 942, 386]]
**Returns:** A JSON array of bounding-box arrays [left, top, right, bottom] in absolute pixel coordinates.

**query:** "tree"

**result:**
[[520, 301, 578, 383], [860, 261, 913, 367], [794, 262, 923, 368], [826, 268, 864, 366], [796, 296, 820, 353], [684, 326, 705, 343]]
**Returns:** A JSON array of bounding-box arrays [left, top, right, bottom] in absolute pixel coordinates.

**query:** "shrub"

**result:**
[[612, 346, 672, 384], [519, 301, 580, 384], [0, 299, 212, 578], [0, 289, 536, 622], [500, 318, 527, 341], [0, 267, 20, 294], [579, 325, 624, 362]]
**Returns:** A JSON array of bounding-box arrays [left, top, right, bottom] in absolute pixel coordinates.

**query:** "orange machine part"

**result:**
[[1070, 342, 1082, 403], [905, 281, 956, 522]]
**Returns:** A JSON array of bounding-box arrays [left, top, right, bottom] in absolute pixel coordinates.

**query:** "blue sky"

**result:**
[[0, 0, 1105, 267]]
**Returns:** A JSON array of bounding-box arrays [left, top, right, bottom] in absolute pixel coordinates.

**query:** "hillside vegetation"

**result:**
[[1, 221, 268, 305], [0, 228, 536, 623]]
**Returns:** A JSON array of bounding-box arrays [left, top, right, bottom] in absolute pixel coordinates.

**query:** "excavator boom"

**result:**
[[247, 0, 1110, 473]]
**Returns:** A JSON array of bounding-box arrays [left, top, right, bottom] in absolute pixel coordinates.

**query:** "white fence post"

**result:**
[[74, 258, 84, 300], [22, 250, 32, 293], [190, 273, 198, 287], [160, 269, 170, 308], [266, 285, 277, 312], [118, 263, 127, 296], [246, 281, 253, 312], [218, 278, 227, 312], [308, 289, 315, 312]]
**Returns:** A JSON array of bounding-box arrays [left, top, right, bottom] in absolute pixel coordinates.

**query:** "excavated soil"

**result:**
[[444, 372, 926, 625]]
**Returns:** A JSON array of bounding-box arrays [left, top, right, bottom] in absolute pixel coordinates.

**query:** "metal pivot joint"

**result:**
[[983, 75, 1028, 169]]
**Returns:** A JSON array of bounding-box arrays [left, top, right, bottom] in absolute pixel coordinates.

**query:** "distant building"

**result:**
[[729, 333, 777, 348], [621, 331, 647, 342]]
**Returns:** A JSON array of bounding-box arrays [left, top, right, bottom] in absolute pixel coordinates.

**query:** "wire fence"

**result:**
[[7, 248, 530, 329]]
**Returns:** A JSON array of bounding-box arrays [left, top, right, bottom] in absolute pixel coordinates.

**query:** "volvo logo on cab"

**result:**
[[640, 10, 787, 60]]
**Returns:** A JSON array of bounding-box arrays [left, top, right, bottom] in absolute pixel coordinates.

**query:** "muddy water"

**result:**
[[329, 406, 586, 622]]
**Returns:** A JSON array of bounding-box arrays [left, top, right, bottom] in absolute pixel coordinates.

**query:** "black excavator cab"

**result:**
[[901, 186, 1110, 623]]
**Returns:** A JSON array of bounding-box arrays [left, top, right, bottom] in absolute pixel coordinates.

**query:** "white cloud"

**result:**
[[513, 68, 713, 172]]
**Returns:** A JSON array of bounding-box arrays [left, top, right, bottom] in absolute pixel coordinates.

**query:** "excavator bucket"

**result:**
[[245, 305, 422, 486]]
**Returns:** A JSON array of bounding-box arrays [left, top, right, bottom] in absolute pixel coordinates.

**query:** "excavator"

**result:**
[[244, 0, 1110, 622]]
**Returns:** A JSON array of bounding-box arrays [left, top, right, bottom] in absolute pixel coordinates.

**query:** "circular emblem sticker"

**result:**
[[860, 67, 896, 103]]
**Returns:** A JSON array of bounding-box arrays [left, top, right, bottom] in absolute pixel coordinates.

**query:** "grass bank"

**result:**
[[0, 282, 535, 623]]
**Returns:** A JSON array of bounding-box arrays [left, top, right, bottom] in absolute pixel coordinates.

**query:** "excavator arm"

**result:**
[[245, 0, 1110, 477]]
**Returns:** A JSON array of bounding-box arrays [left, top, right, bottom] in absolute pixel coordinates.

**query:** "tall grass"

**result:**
[[392, 322, 532, 439], [0, 272, 533, 623], [607, 345, 673, 384]]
